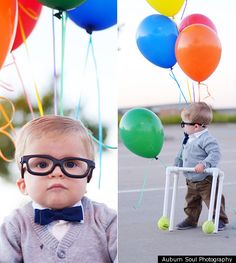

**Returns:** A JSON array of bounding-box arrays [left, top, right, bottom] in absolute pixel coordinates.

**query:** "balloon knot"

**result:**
[[86, 26, 94, 35], [54, 10, 63, 19], [155, 156, 158, 160]]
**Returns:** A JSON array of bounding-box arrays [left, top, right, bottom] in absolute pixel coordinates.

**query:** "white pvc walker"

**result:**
[[161, 166, 224, 233]]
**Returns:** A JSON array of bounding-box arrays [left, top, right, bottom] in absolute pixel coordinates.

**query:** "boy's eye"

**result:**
[[37, 162, 49, 169], [64, 161, 77, 168]]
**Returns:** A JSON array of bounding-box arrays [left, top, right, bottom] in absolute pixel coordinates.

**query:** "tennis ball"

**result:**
[[202, 220, 215, 234], [157, 216, 169, 231]]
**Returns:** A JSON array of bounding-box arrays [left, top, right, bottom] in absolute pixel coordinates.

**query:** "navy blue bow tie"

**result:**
[[182, 132, 189, 145], [34, 206, 83, 225]]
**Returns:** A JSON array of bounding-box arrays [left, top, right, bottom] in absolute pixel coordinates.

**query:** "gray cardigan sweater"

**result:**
[[0, 197, 117, 263], [174, 131, 221, 182]]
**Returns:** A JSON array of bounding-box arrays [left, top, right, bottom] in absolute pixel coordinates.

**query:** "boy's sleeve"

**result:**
[[200, 136, 221, 168], [106, 212, 117, 263], [0, 218, 23, 262]]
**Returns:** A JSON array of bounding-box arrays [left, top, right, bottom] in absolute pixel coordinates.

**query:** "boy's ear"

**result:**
[[16, 178, 28, 195]]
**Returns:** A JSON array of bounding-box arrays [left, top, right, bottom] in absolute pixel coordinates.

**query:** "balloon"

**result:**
[[12, 0, 43, 51], [179, 14, 217, 33], [0, 0, 18, 69], [146, 0, 185, 17], [119, 108, 164, 158], [175, 24, 221, 82], [68, 0, 117, 34], [38, 0, 85, 11], [136, 15, 178, 69]]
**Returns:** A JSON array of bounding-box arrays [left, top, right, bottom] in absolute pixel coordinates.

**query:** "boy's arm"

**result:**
[[106, 213, 117, 263], [0, 220, 23, 262], [174, 145, 183, 167], [200, 137, 221, 168]]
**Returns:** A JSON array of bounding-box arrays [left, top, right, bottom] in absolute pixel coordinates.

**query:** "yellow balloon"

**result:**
[[146, 0, 185, 17]]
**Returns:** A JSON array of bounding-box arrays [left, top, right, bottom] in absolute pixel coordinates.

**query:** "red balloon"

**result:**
[[175, 24, 221, 82], [0, 0, 18, 69], [11, 0, 42, 51], [179, 14, 217, 33]]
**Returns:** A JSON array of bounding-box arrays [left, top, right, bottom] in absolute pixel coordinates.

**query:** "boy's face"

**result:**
[[17, 132, 90, 209], [181, 117, 204, 135]]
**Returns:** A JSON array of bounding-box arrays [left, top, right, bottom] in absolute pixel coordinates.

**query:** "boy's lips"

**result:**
[[47, 184, 67, 190]]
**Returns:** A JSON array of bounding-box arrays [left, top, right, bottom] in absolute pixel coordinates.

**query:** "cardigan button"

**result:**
[[57, 250, 66, 259]]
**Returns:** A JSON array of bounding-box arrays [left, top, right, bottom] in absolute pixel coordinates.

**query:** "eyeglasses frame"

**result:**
[[20, 154, 95, 180], [180, 121, 206, 128]]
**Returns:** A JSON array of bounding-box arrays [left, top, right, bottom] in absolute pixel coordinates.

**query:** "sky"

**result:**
[[0, 4, 117, 212], [118, 0, 236, 109]]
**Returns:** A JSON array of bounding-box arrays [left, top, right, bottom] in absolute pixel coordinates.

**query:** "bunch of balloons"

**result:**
[[136, 0, 222, 83]]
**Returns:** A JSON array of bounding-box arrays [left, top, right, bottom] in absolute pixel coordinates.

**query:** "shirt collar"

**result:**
[[189, 128, 208, 139], [32, 200, 83, 210]]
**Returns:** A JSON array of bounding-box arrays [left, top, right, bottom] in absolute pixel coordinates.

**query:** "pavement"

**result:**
[[118, 124, 236, 262]]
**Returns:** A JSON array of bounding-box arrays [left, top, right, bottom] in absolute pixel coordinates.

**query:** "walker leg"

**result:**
[[207, 170, 218, 232], [163, 169, 171, 217], [169, 173, 179, 231], [213, 172, 224, 233]]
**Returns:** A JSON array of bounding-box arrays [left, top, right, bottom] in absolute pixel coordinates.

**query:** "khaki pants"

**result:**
[[184, 176, 229, 226]]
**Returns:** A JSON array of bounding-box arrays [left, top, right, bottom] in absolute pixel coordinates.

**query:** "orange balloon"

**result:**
[[0, 0, 18, 69], [175, 24, 221, 82]]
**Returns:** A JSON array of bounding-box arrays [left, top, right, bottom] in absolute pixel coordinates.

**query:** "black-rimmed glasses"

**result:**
[[20, 155, 95, 179], [180, 121, 206, 128]]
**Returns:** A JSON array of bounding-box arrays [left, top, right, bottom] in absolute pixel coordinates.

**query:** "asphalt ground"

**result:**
[[118, 124, 236, 262]]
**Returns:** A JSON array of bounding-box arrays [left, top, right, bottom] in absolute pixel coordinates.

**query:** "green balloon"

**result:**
[[119, 108, 164, 158], [39, 0, 85, 10]]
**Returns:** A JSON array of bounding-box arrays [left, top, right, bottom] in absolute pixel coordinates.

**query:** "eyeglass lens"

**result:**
[[27, 156, 89, 176]]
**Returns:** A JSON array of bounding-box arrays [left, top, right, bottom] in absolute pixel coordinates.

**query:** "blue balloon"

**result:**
[[136, 14, 179, 69], [67, 0, 117, 34]]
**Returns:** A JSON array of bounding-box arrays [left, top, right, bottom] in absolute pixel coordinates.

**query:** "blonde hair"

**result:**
[[181, 102, 213, 125], [15, 115, 95, 168]]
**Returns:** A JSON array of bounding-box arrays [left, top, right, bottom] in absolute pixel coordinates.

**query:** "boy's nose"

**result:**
[[48, 165, 65, 178]]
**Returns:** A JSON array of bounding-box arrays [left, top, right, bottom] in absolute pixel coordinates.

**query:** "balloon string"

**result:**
[[198, 82, 201, 102], [180, 0, 188, 20], [192, 82, 195, 102], [133, 170, 149, 209], [75, 35, 92, 120], [18, 2, 38, 20], [186, 78, 192, 103], [87, 130, 117, 149], [90, 35, 103, 189], [0, 97, 16, 162], [52, 10, 58, 115], [133, 158, 168, 209], [200, 82, 214, 101], [74, 36, 117, 150], [0, 80, 14, 92], [60, 11, 68, 116], [18, 15, 44, 116], [169, 69, 188, 103], [11, 53, 35, 119], [0, 97, 15, 132], [0, 130, 16, 162]]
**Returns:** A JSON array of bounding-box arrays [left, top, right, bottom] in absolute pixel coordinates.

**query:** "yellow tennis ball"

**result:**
[[157, 216, 169, 231], [202, 221, 215, 234]]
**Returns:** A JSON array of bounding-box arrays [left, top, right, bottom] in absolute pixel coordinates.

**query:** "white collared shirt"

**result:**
[[187, 128, 208, 144], [32, 201, 84, 241]]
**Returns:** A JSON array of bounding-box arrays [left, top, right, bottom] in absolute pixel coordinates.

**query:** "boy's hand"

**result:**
[[194, 163, 205, 173]]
